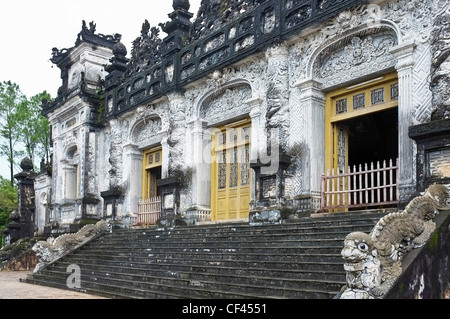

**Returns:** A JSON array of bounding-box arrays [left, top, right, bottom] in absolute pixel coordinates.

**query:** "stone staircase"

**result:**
[[23, 211, 390, 299]]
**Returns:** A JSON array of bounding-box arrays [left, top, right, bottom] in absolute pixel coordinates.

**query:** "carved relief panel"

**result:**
[[313, 29, 398, 89], [200, 84, 252, 126]]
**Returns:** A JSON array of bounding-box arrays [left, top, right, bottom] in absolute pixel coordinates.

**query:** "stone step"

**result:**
[[24, 211, 388, 299], [97, 228, 374, 243], [77, 244, 343, 255], [67, 253, 342, 263], [117, 218, 381, 236], [47, 261, 345, 282], [59, 252, 345, 272], [89, 237, 351, 249], [30, 268, 343, 299]]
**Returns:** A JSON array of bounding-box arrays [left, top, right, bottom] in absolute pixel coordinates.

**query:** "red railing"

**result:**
[[321, 159, 398, 211], [136, 197, 161, 225]]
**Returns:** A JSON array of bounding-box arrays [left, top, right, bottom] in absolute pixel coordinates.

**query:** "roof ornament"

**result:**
[[126, 20, 163, 76], [173, 0, 190, 11], [75, 20, 118, 48]]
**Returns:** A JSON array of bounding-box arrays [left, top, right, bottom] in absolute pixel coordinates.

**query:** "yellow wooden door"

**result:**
[[333, 124, 350, 210], [333, 124, 349, 175], [211, 120, 251, 221], [142, 147, 162, 199]]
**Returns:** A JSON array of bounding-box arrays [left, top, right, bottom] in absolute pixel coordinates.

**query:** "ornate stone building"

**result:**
[[33, 0, 450, 234]]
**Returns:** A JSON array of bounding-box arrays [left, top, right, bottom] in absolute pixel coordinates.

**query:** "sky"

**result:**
[[0, 0, 202, 180]]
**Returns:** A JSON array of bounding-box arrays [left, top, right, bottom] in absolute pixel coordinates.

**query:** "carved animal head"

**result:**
[[341, 232, 376, 271], [96, 220, 110, 232], [424, 183, 449, 208]]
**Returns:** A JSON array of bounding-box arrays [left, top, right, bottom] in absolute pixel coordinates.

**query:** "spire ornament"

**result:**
[[173, 0, 190, 11]]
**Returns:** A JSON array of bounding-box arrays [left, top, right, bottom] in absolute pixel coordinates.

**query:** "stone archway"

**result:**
[[306, 23, 416, 206], [130, 116, 163, 149], [122, 115, 164, 224], [192, 82, 254, 221]]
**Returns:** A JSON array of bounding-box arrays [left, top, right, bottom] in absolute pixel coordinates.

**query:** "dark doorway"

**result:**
[[340, 107, 398, 168]]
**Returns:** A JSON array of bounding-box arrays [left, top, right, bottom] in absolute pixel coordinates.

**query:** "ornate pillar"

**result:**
[[79, 129, 101, 222], [248, 89, 292, 224], [265, 44, 290, 152], [184, 119, 212, 224], [247, 97, 263, 203], [108, 119, 124, 189], [12, 158, 36, 240], [101, 119, 125, 228], [409, 10, 450, 193], [159, 129, 170, 179], [391, 41, 417, 205], [123, 142, 143, 222], [157, 128, 183, 221], [85, 130, 97, 195], [247, 97, 262, 160], [191, 119, 210, 208], [167, 92, 187, 173], [296, 78, 326, 211]]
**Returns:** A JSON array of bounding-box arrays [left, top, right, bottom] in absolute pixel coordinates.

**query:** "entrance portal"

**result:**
[[211, 119, 251, 221], [323, 73, 399, 211], [339, 107, 398, 169], [142, 147, 162, 199], [325, 73, 399, 173]]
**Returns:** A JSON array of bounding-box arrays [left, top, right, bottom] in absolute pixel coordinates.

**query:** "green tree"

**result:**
[[0, 81, 25, 186], [16, 91, 52, 166], [0, 176, 18, 230]]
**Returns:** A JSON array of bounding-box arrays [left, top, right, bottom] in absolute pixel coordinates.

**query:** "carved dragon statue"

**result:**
[[32, 220, 110, 273], [339, 183, 450, 299]]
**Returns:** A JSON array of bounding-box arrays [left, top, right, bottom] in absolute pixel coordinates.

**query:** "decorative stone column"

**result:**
[[295, 78, 326, 212], [100, 187, 123, 229], [159, 129, 170, 179], [265, 44, 290, 152], [409, 11, 450, 194], [248, 97, 263, 204], [108, 119, 124, 189], [11, 158, 37, 240], [249, 148, 292, 225], [186, 119, 211, 224], [156, 128, 187, 226], [192, 119, 210, 206], [123, 142, 143, 226], [391, 41, 417, 206], [248, 45, 298, 224], [81, 129, 101, 221]]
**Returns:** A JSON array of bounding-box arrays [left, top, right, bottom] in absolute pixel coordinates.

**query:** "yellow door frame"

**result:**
[[211, 119, 251, 221], [142, 146, 162, 200], [324, 72, 399, 173]]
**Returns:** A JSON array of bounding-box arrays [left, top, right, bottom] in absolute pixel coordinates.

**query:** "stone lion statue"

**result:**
[[339, 184, 449, 299], [340, 232, 381, 299], [32, 220, 109, 273]]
